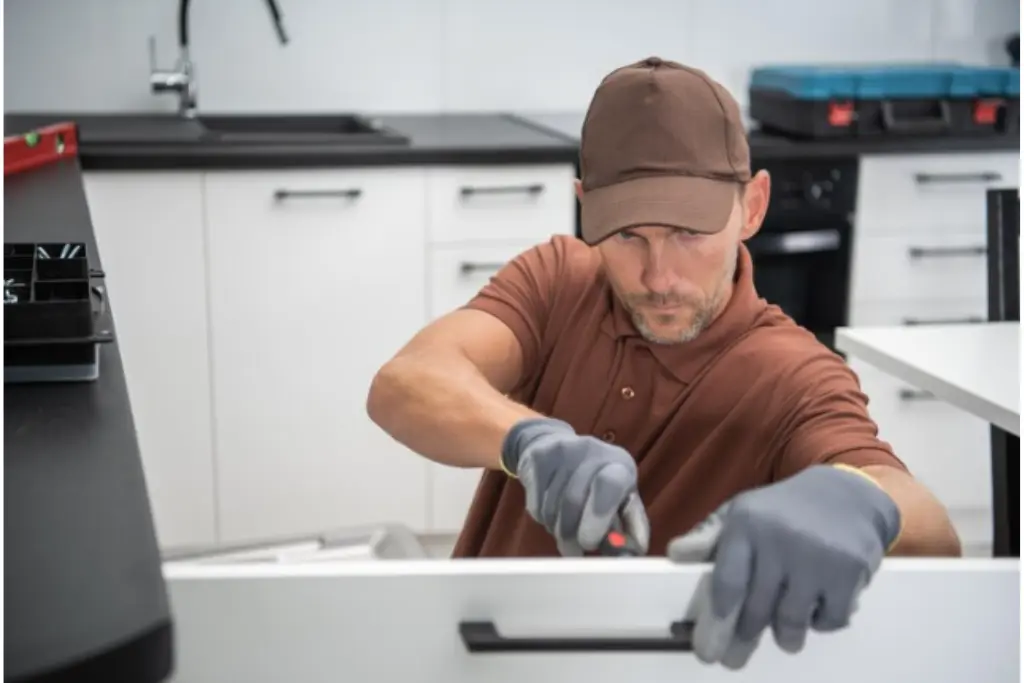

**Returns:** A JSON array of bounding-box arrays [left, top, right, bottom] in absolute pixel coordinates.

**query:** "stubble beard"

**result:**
[[626, 246, 739, 345]]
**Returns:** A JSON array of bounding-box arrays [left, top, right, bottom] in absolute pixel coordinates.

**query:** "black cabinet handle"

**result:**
[[459, 262, 505, 275], [459, 620, 694, 653], [273, 188, 362, 202], [907, 245, 986, 259], [459, 183, 545, 198], [902, 316, 984, 326], [914, 172, 1003, 184]]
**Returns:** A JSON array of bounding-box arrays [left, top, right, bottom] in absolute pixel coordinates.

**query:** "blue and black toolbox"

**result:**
[[749, 63, 1019, 139]]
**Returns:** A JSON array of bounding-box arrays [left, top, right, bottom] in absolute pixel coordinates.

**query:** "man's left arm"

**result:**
[[774, 353, 962, 558]]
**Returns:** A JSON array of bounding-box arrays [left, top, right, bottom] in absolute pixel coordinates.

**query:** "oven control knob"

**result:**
[[804, 181, 831, 207]]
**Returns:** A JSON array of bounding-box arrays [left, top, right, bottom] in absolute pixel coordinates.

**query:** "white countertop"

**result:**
[[836, 322, 1020, 436]]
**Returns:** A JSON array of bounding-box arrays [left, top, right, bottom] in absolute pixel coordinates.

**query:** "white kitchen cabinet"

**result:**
[[856, 152, 1019, 236], [203, 168, 430, 543], [422, 158, 575, 533], [82, 172, 217, 550], [426, 164, 576, 244]]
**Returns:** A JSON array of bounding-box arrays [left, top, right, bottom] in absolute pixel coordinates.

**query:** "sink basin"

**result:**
[[197, 114, 409, 146]]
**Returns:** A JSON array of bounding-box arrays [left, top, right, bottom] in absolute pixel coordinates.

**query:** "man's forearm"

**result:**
[[366, 351, 542, 470], [862, 464, 963, 557]]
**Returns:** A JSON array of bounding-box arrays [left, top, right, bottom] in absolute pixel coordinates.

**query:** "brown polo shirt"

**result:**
[[452, 235, 906, 558]]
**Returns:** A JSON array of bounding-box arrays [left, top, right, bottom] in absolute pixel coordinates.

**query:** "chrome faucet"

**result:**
[[149, 0, 289, 118]]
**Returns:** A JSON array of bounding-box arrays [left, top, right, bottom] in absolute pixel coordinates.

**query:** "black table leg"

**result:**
[[990, 425, 1019, 557]]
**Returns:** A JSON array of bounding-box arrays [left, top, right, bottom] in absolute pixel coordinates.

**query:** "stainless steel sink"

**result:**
[[197, 114, 410, 146]]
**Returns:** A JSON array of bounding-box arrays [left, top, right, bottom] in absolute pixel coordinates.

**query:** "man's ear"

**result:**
[[574, 178, 584, 202], [739, 170, 771, 241]]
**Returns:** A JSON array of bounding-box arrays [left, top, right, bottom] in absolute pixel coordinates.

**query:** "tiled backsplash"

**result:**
[[4, 0, 1018, 113]]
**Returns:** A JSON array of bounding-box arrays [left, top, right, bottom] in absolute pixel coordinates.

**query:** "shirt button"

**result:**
[[602, 431, 616, 443], [620, 386, 635, 400]]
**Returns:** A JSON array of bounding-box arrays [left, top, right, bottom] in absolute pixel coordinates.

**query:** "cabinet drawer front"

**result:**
[[851, 233, 988, 303], [427, 165, 576, 244], [849, 359, 992, 512], [848, 298, 987, 328], [856, 152, 1019, 236], [429, 242, 538, 319]]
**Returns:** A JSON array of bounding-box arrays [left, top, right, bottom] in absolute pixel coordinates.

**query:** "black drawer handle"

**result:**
[[913, 172, 1003, 184], [459, 262, 505, 275], [459, 183, 545, 198], [902, 316, 984, 326], [273, 188, 362, 202], [907, 245, 986, 259], [899, 388, 936, 401], [459, 620, 694, 653]]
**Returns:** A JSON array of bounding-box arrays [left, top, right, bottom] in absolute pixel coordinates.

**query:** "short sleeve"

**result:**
[[462, 235, 586, 381], [772, 350, 908, 481]]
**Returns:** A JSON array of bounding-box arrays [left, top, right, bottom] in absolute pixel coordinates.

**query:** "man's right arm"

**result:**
[[366, 307, 542, 470]]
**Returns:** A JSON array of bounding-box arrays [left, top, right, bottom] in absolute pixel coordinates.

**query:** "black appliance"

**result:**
[[985, 187, 1019, 558], [748, 157, 858, 350]]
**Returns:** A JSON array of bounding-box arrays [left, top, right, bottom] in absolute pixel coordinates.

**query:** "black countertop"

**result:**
[[4, 111, 1019, 171], [4, 158, 172, 679], [3, 112, 580, 170]]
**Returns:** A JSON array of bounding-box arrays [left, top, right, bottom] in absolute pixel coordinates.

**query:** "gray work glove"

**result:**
[[669, 465, 902, 670], [501, 417, 650, 556]]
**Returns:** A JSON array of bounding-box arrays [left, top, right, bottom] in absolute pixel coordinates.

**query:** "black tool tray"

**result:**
[[4, 242, 114, 348]]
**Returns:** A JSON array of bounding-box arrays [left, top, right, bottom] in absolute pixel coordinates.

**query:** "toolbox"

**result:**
[[749, 63, 1020, 139], [4, 122, 115, 383]]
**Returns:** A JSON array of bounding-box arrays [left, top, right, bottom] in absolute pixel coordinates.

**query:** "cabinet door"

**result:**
[[425, 242, 537, 532], [83, 172, 216, 550], [204, 168, 430, 543]]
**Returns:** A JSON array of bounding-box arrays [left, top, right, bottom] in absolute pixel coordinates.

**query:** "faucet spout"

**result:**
[[150, 0, 289, 117]]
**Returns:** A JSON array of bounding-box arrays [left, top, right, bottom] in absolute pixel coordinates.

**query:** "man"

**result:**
[[367, 57, 961, 668]]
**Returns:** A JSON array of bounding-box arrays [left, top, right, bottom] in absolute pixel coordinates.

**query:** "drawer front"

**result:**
[[429, 463, 483, 533], [848, 298, 987, 328], [857, 152, 1019, 236], [428, 242, 538, 319], [427, 164, 576, 244], [850, 232, 988, 304], [849, 359, 992, 512]]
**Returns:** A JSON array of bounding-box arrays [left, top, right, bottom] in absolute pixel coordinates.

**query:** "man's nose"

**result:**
[[641, 244, 678, 294]]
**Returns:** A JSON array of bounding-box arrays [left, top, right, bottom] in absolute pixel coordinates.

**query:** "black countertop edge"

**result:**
[[77, 144, 579, 171], [5, 112, 580, 171], [5, 111, 1018, 171]]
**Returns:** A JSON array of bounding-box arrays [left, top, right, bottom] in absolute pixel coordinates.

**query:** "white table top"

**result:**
[[836, 322, 1020, 436]]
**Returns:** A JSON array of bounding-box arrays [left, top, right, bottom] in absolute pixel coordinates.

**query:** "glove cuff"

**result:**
[[500, 417, 575, 477], [831, 464, 904, 553]]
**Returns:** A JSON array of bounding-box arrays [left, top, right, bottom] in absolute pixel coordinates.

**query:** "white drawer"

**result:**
[[429, 463, 483, 533], [849, 359, 992, 512], [856, 152, 1019, 236], [850, 232, 988, 304], [426, 164, 576, 244], [428, 242, 537, 319], [848, 298, 987, 328]]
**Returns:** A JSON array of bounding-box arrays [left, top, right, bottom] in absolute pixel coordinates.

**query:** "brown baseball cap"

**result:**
[[579, 56, 751, 245]]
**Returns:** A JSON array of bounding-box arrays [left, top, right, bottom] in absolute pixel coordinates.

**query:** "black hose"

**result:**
[[178, 0, 192, 48]]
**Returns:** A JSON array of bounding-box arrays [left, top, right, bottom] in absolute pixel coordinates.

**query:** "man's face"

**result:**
[[587, 172, 769, 345]]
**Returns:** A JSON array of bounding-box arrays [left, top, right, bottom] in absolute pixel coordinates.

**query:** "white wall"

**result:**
[[4, 0, 1018, 114]]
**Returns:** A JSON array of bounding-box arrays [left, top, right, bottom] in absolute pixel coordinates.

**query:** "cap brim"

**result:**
[[580, 175, 737, 245]]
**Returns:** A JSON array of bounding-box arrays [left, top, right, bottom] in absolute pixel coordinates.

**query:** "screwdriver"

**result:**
[[596, 516, 643, 557]]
